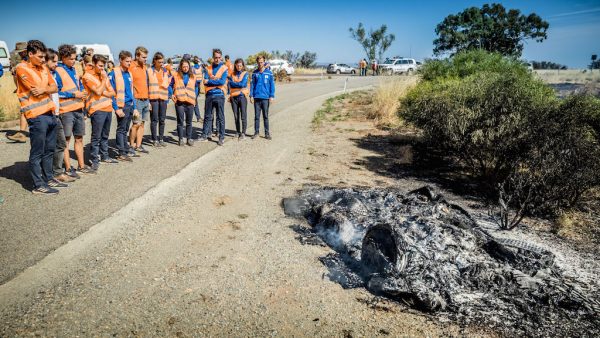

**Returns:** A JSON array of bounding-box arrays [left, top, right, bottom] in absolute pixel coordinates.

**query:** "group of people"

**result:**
[[12, 40, 276, 195], [358, 58, 379, 76]]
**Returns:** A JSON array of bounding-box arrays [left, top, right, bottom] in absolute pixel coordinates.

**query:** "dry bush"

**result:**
[[369, 77, 417, 128], [0, 74, 19, 122]]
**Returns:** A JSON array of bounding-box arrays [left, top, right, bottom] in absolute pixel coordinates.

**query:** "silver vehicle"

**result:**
[[327, 63, 356, 74], [379, 57, 418, 75]]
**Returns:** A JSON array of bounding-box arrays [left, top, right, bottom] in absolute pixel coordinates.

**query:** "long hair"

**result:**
[[233, 58, 246, 72], [178, 59, 193, 77]]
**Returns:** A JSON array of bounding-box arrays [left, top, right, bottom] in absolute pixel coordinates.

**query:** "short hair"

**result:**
[[212, 48, 222, 57], [27, 40, 47, 55], [256, 55, 265, 62], [92, 54, 107, 65], [119, 50, 132, 61], [58, 44, 77, 60], [225, 55, 230, 60], [135, 46, 148, 57], [46, 48, 58, 61], [83, 55, 92, 64], [152, 52, 164, 64]]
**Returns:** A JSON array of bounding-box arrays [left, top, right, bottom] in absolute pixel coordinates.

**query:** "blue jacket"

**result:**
[[56, 63, 84, 99], [109, 68, 136, 110], [227, 71, 248, 95], [250, 68, 275, 99], [204, 63, 228, 96], [0, 63, 3, 77]]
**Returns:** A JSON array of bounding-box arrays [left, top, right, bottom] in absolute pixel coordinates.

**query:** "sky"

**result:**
[[3, 0, 600, 68]]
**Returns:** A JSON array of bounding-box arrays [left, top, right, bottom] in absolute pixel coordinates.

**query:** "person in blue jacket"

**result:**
[[200, 49, 228, 146], [250, 55, 275, 140], [227, 58, 249, 139]]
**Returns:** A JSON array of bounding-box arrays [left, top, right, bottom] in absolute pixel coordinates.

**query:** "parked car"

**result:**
[[379, 57, 418, 75], [268, 59, 294, 75], [74, 44, 114, 62], [327, 63, 356, 74], [0, 40, 9, 70]]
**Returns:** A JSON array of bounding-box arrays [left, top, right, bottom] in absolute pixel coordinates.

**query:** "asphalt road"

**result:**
[[0, 76, 378, 285]]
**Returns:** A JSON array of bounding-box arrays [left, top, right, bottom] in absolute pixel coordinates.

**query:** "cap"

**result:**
[[182, 54, 191, 60], [14, 42, 27, 53]]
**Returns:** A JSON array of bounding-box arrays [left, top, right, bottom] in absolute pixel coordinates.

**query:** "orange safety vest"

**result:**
[[148, 66, 171, 100], [229, 71, 249, 98], [172, 72, 196, 105], [16, 63, 57, 119], [55, 67, 85, 113], [225, 60, 234, 77], [112, 68, 128, 108], [204, 64, 228, 94], [82, 72, 113, 115]]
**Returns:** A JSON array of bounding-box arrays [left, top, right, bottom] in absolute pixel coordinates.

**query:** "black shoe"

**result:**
[[91, 163, 100, 171], [48, 179, 68, 188], [101, 158, 118, 164], [78, 166, 97, 175], [32, 186, 59, 195], [67, 167, 81, 179], [251, 134, 259, 139], [116, 155, 133, 162], [265, 134, 272, 140]]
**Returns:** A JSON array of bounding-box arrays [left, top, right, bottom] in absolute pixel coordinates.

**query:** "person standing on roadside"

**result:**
[[46, 48, 74, 184], [55, 44, 89, 177], [129, 46, 150, 154], [227, 58, 249, 140], [148, 52, 171, 147], [170, 59, 196, 146], [199, 48, 228, 146], [16, 40, 62, 194], [6, 42, 30, 143], [191, 55, 203, 122], [224, 55, 234, 76], [250, 55, 275, 140], [109, 50, 139, 162], [81, 54, 116, 171]]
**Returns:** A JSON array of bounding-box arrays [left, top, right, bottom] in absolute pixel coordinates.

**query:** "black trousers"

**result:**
[[150, 99, 167, 141], [230, 95, 247, 135], [175, 102, 194, 140]]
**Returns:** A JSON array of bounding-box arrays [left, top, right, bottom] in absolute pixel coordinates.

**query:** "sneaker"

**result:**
[[251, 133, 259, 140], [198, 137, 208, 142], [151, 140, 159, 147], [116, 155, 133, 162], [48, 179, 68, 188], [178, 139, 184, 146], [101, 158, 118, 164], [78, 165, 97, 175], [90, 163, 100, 171], [128, 149, 140, 157], [55, 173, 76, 183], [6, 131, 28, 143], [187, 139, 194, 147], [239, 133, 245, 140], [135, 146, 149, 154], [32, 186, 59, 195], [265, 134, 272, 140], [159, 140, 166, 147], [66, 167, 81, 179], [217, 140, 224, 146]]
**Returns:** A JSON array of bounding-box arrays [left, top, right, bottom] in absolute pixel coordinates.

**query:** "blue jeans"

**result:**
[[253, 98, 270, 135], [203, 95, 225, 141], [90, 111, 112, 164], [27, 112, 57, 188], [175, 102, 194, 140], [116, 105, 133, 155]]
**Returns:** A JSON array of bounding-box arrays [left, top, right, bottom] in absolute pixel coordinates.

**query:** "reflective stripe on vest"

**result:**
[[55, 67, 84, 113], [172, 72, 196, 105], [17, 64, 56, 119], [112, 68, 126, 108], [229, 71, 249, 97], [148, 67, 170, 101], [82, 73, 113, 114], [204, 64, 228, 94]]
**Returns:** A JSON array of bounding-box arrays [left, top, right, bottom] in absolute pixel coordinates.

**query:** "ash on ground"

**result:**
[[283, 186, 600, 337]]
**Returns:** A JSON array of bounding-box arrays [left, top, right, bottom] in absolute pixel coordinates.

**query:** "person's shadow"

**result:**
[[0, 161, 34, 190]]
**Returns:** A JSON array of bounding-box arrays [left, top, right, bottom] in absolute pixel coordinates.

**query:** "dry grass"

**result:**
[[535, 69, 600, 84], [294, 67, 327, 75], [368, 77, 418, 129], [0, 74, 20, 122]]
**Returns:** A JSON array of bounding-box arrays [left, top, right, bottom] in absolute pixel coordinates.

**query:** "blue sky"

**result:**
[[3, 0, 600, 68]]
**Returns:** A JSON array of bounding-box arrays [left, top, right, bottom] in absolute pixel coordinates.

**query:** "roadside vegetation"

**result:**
[[0, 74, 19, 122]]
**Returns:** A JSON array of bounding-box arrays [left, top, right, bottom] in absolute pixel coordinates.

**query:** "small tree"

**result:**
[[246, 51, 272, 65], [350, 23, 395, 62], [298, 51, 317, 68]]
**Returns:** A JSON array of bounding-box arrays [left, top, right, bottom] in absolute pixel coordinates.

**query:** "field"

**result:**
[[0, 74, 19, 123], [534, 69, 600, 84]]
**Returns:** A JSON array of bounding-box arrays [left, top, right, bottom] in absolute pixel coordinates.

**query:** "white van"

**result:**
[[74, 44, 114, 62], [0, 40, 10, 69]]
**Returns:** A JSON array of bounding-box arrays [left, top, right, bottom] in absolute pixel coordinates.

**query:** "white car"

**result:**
[[379, 57, 418, 75], [74, 44, 114, 62], [327, 63, 356, 74], [267, 59, 294, 75], [0, 40, 10, 69]]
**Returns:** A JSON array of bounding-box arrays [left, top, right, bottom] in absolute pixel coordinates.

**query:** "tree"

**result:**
[[433, 3, 549, 57], [531, 61, 567, 70], [246, 51, 272, 65], [284, 50, 300, 66], [298, 51, 317, 68], [349, 23, 395, 62]]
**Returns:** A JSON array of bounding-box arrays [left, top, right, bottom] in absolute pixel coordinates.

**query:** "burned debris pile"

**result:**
[[283, 186, 600, 336]]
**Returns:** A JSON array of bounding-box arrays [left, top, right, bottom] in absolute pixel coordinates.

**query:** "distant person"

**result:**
[[82, 55, 93, 74], [46, 48, 74, 184], [166, 58, 174, 75], [82, 54, 116, 171], [362, 59, 368, 76], [192, 55, 203, 122], [148, 52, 171, 147], [109, 50, 138, 162], [170, 58, 196, 146], [56, 44, 89, 177], [6, 42, 29, 143], [250, 55, 275, 140], [227, 58, 250, 139], [200, 48, 228, 146], [224, 55, 234, 76], [105, 60, 114, 74], [15, 40, 62, 194], [129, 46, 150, 154], [85, 48, 94, 58], [371, 60, 378, 76]]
